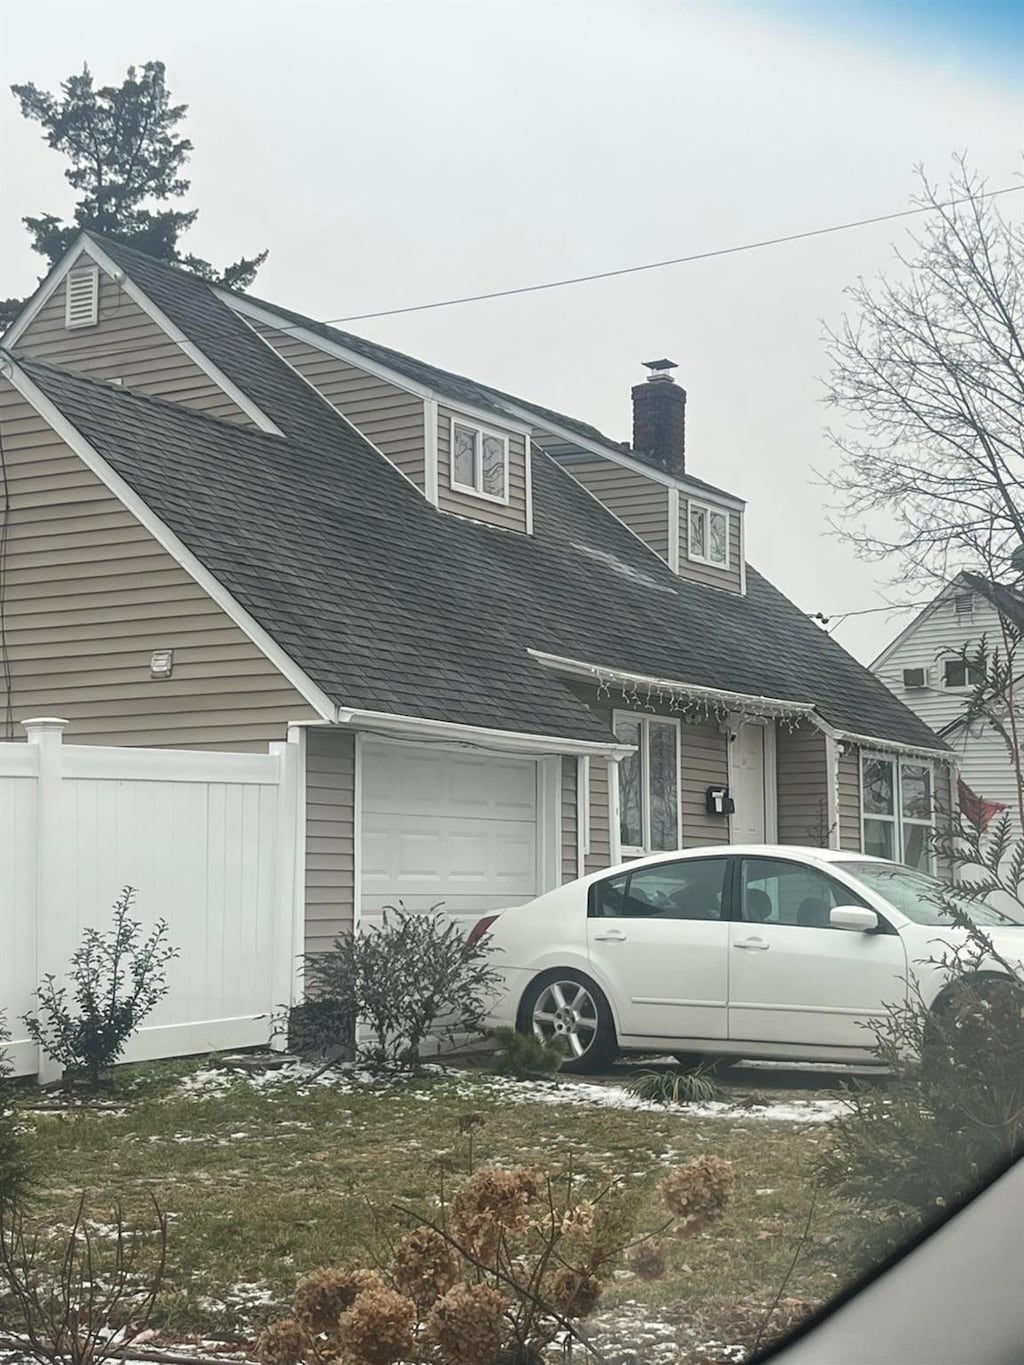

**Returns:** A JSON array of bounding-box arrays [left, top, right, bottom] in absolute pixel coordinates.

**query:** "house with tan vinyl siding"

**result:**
[[0, 232, 953, 957]]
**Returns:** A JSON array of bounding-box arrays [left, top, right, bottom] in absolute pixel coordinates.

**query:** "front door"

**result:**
[[727, 855, 908, 1052], [731, 721, 771, 843], [586, 857, 731, 1042]]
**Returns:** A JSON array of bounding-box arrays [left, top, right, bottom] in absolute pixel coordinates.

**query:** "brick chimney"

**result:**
[[631, 359, 685, 476]]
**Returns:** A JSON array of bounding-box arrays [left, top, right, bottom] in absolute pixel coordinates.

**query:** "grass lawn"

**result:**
[[7, 1059, 877, 1363]]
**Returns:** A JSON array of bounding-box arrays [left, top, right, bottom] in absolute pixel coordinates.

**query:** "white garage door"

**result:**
[[360, 742, 540, 921]]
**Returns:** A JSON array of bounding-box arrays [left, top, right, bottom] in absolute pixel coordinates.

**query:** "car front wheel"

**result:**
[[519, 969, 617, 1074]]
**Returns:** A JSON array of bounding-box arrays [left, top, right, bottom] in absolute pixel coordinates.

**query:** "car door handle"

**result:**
[[733, 937, 769, 951], [592, 929, 627, 942]]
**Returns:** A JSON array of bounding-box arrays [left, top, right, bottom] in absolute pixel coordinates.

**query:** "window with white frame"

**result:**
[[861, 754, 935, 871], [942, 656, 983, 689], [450, 419, 509, 502], [687, 501, 729, 568], [613, 713, 680, 854]]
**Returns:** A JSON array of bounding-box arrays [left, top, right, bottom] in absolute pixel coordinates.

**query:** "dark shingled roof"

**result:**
[[87, 234, 739, 503], [9, 239, 948, 751]]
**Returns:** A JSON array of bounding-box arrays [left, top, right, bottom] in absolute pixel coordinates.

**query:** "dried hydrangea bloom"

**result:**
[[547, 1266, 603, 1319], [391, 1225, 459, 1313], [337, 1284, 416, 1365], [256, 1318, 309, 1365], [560, 1199, 597, 1235], [425, 1281, 509, 1365], [625, 1238, 668, 1281], [292, 1267, 377, 1338], [659, 1155, 735, 1230], [449, 1166, 541, 1260]]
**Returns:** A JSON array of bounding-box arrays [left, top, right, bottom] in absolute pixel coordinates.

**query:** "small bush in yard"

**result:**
[[0, 1014, 31, 1211], [627, 1063, 723, 1107], [490, 1025, 564, 1079], [257, 1146, 735, 1365], [825, 905, 1024, 1231], [22, 886, 178, 1091], [292, 906, 502, 1071]]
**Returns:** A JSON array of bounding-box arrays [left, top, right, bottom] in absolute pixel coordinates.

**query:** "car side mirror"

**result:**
[[830, 905, 879, 933]]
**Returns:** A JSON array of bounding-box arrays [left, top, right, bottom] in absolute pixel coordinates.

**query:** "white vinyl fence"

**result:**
[[0, 719, 300, 1081]]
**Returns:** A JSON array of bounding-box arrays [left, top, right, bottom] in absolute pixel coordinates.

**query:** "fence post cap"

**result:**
[[20, 717, 70, 735]]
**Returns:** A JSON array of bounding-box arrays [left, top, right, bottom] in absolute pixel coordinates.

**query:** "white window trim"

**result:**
[[941, 655, 981, 692], [612, 710, 682, 855], [449, 417, 511, 505], [860, 752, 936, 870], [686, 500, 730, 569]]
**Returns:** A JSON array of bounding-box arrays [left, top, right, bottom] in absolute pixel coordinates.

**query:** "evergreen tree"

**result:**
[[0, 61, 266, 330]]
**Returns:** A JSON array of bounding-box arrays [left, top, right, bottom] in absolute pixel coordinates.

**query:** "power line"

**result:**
[[327, 185, 1024, 325], [4, 186, 1020, 373]]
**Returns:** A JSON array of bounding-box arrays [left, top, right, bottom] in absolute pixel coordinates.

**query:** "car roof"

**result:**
[[573, 846, 892, 887]]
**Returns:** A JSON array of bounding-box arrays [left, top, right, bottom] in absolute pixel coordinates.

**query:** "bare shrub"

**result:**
[[0, 1194, 168, 1365]]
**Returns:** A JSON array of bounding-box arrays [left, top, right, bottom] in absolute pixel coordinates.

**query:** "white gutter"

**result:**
[[825, 727, 955, 762], [332, 706, 633, 759], [528, 649, 820, 721]]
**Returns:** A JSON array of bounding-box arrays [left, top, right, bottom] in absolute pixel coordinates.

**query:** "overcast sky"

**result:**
[[0, 0, 1020, 662]]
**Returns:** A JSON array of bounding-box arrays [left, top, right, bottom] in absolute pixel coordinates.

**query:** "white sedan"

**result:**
[[469, 845, 1024, 1073]]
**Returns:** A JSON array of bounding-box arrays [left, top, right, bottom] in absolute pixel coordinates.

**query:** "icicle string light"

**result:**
[[593, 668, 812, 732]]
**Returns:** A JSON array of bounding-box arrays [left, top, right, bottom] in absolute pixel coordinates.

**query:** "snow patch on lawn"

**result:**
[[173, 1060, 847, 1123], [452, 1073, 848, 1123]]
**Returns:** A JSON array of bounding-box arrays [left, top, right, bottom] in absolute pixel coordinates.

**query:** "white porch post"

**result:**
[[21, 717, 69, 1085], [825, 734, 842, 849]]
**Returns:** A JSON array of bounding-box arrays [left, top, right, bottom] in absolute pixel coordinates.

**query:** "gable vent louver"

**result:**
[[65, 266, 100, 329]]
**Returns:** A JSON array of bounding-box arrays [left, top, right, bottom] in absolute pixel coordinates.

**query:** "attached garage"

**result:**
[[359, 740, 554, 921]]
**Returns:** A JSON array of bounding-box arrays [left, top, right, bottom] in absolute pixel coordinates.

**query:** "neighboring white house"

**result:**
[[872, 574, 1024, 832]]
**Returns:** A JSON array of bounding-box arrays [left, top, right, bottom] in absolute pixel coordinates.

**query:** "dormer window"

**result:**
[[688, 501, 729, 568], [450, 419, 509, 503]]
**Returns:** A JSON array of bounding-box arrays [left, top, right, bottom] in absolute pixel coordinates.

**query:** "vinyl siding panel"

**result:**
[[678, 500, 744, 594], [0, 382, 319, 748], [838, 746, 862, 850], [681, 719, 731, 846], [13, 261, 249, 424], [561, 755, 578, 882], [305, 729, 356, 953], [560, 458, 670, 561], [437, 407, 529, 533], [248, 321, 427, 489], [873, 592, 1004, 733], [585, 759, 612, 875], [776, 724, 830, 846]]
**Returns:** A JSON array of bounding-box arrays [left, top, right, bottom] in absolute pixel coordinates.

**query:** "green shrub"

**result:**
[[22, 887, 178, 1091], [626, 1065, 723, 1107], [292, 907, 502, 1071], [0, 1014, 31, 1211], [825, 930, 1024, 1222], [490, 1026, 564, 1078]]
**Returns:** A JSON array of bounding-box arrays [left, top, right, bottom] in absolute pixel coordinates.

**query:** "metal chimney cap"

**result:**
[[642, 358, 678, 381]]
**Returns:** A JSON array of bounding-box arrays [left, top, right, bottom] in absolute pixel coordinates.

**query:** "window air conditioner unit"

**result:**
[[902, 667, 928, 689]]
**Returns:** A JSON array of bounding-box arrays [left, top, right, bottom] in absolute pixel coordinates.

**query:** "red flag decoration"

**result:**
[[958, 778, 1007, 831]]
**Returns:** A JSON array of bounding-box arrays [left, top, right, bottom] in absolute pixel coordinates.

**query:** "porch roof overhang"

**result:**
[[528, 650, 954, 762]]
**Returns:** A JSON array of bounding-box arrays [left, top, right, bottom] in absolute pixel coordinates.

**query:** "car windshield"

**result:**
[[846, 860, 1024, 927]]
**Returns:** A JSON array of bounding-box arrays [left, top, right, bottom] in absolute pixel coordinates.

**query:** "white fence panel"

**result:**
[[0, 721, 299, 1080], [0, 745, 39, 1075]]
